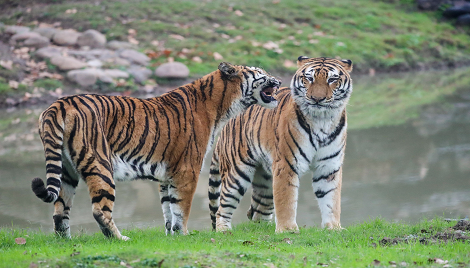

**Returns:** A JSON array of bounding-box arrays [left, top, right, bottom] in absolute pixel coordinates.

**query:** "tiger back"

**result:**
[[32, 62, 281, 239], [208, 57, 353, 232]]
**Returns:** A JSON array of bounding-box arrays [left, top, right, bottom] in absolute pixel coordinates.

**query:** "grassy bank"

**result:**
[[1, 0, 470, 75], [1, 218, 469, 267]]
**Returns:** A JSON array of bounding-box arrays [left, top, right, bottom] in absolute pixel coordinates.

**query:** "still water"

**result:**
[[0, 70, 469, 234]]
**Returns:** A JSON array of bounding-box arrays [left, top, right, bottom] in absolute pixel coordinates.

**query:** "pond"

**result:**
[[0, 69, 469, 234]]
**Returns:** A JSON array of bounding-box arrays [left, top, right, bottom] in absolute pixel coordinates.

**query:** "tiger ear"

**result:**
[[337, 59, 353, 73], [218, 62, 239, 77], [297, 56, 309, 68]]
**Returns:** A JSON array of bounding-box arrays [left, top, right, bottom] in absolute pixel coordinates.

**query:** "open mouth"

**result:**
[[260, 86, 278, 103]]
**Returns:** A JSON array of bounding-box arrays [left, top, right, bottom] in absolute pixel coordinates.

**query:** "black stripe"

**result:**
[[315, 188, 336, 198], [91, 190, 115, 203]]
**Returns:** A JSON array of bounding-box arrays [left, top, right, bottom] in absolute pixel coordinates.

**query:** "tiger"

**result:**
[[208, 57, 353, 233], [31, 62, 281, 240]]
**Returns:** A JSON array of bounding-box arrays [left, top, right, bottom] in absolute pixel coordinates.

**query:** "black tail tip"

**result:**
[[32, 177, 46, 195]]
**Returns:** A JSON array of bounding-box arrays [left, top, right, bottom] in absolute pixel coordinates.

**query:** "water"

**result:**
[[0, 70, 469, 234]]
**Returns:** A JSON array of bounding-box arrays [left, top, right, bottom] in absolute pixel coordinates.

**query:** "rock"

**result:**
[[5, 25, 30, 35], [154, 62, 189, 79], [67, 68, 98, 86], [87, 59, 103, 68], [416, 0, 446, 11], [111, 57, 131, 66], [50, 55, 87, 70], [98, 74, 114, 84], [33, 27, 58, 39], [35, 47, 62, 59], [52, 29, 81, 46], [104, 69, 129, 78], [443, 4, 470, 18], [119, 49, 150, 66], [107, 40, 137, 50], [11, 32, 41, 41], [457, 13, 470, 25], [127, 65, 152, 84], [77, 29, 106, 48], [68, 49, 116, 61], [24, 36, 50, 48]]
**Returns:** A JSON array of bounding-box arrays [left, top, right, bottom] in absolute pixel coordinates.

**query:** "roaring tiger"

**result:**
[[31, 62, 281, 240], [208, 57, 353, 232]]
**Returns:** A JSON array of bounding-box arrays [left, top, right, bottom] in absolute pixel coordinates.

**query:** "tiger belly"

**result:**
[[111, 156, 167, 182]]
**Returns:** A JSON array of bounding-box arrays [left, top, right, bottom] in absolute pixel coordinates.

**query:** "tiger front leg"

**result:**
[[312, 167, 342, 230], [158, 183, 172, 235], [272, 160, 300, 233]]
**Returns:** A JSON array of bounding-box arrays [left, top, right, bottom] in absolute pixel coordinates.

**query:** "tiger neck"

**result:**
[[169, 71, 245, 132]]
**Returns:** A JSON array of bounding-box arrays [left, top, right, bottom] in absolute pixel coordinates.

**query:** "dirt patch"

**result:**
[[376, 221, 470, 246]]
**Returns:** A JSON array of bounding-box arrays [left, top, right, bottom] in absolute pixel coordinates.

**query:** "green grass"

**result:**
[[348, 67, 470, 129], [2, 0, 470, 75], [1, 218, 469, 267]]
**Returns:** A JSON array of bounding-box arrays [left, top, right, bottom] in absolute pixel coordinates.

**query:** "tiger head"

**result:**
[[218, 62, 281, 109], [291, 56, 353, 116]]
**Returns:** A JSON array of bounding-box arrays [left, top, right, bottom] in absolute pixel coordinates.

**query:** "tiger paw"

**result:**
[[275, 223, 299, 233], [121, 235, 131, 241]]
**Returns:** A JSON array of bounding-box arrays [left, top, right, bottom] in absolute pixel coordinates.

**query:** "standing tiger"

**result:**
[[208, 57, 353, 232], [31, 62, 281, 240]]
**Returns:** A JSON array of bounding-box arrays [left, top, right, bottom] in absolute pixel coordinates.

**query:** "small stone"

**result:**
[[107, 40, 136, 50], [112, 57, 131, 66], [77, 29, 106, 48], [35, 47, 61, 59], [67, 68, 100, 86], [5, 25, 30, 35], [119, 49, 150, 66], [50, 55, 87, 70], [154, 62, 189, 79], [127, 65, 152, 84], [104, 69, 129, 78], [98, 74, 114, 84], [11, 32, 41, 41], [87, 59, 103, 68], [52, 29, 81, 46], [24, 36, 50, 48], [33, 27, 58, 39]]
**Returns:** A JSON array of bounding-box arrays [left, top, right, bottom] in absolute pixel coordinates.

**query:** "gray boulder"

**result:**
[[24, 36, 50, 48], [5, 25, 30, 35], [457, 13, 470, 25], [33, 27, 58, 39], [52, 29, 81, 46], [443, 4, 470, 18], [119, 49, 150, 66], [155, 62, 190, 79], [11, 32, 41, 41], [127, 65, 152, 84], [67, 68, 99, 86], [107, 41, 137, 50], [35, 47, 62, 59], [50, 55, 87, 70], [104, 69, 130, 79], [77, 29, 106, 48]]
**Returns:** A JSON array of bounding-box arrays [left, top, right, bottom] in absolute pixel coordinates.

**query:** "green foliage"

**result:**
[[0, 218, 469, 267], [33, 79, 63, 91]]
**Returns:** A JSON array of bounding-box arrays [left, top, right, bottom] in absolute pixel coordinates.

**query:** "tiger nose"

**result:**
[[310, 96, 326, 102]]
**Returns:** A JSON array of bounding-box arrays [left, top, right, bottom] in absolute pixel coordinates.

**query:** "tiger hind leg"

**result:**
[[208, 156, 222, 230], [216, 164, 255, 232], [83, 160, 129, 240], [248, 172, 274, 222], [158, 183, 172, 235], [53, 172, 77, 238]]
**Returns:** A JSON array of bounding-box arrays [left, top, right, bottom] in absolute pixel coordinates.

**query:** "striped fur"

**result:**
[[31, 62, 280, 239], [208, 57, 353, 232]]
